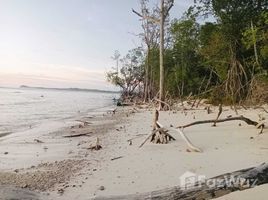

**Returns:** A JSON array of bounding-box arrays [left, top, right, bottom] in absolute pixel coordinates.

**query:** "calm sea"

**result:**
[[0, 87, 118, 137]]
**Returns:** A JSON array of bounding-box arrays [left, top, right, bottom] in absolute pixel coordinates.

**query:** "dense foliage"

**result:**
[[107, 0, 268, 104]]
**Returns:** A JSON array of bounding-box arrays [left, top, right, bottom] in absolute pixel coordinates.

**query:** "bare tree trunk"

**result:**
[[159, 0, 165, 109], [144, 49, 149, 102], [251, 20, 259, 67]]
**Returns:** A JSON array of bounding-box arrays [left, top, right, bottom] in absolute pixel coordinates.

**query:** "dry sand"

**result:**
[[0, 105, 267, 200]]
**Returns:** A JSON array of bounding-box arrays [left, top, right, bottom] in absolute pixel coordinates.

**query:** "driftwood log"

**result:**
[[93, 163, 268, 200]]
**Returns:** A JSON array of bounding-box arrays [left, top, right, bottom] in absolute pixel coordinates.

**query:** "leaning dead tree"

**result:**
[[93, 162, 268, 200]]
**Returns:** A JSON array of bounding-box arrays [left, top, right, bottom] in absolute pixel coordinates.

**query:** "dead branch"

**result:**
[[75, 120, 92, 126], [153, 98, 171, 112], [177, 116, 263, 129], [88, 137, 102, 150], [63, 132, 92, 138], [213, 104, 222, 126], [132, 8, 160, 23], [34, 139, 44, 143], [259, 124, 264, 134], [93, 163, 268, 200], [174, 128, 202, 152], [191, 76, 206, 108], [254, 106, 268, 113], [139, 128, 166, 148], [127, 134, 148, 143], [164, 0, 174, 17], [111, 156, 123, 161], [156, 121, 176, 141], [206, 106, 211, 114]]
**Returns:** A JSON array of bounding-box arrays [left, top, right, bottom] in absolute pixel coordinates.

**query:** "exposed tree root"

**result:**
[[88, 137, 102, 150], [139, 110, 201, 152]]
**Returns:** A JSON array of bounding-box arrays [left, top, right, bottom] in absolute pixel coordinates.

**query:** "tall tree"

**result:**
[[107, 48, 144, 98], [133, 0, 174, 109], [133, 0, 159, 102], [196, 0, 268, 103]]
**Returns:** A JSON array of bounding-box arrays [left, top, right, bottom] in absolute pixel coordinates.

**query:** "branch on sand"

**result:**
[[177, 116, 264, 130], [63, 132, 92, 138], [254, 106, 268, 113], [174, 128, 202, 152], [93, 163, 268, 200]]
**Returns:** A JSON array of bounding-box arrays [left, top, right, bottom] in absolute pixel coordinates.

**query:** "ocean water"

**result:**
[[0, 88, 118, 137]]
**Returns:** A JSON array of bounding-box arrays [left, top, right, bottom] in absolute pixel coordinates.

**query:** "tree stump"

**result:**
[[150, 110, 175, 144]]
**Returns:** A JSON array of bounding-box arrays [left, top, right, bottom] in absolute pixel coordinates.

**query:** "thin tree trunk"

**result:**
[[251, 20, 259, 67], [144, 49, 149, 102], [144, 47, 151, 102], [159, 0, 165, 109]]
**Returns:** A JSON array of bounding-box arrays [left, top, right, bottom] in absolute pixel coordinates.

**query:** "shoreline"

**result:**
[[0, 104, 117, 141], [0, 105, 124, 199], [0, 105, 268, 199]]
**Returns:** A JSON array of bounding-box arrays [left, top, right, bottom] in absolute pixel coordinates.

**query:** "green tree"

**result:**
[[107, 48, 144, 98]]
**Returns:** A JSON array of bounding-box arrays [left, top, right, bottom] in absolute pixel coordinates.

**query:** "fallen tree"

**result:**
[[139, 110, 202, 152], [93, 162, 268, 200]]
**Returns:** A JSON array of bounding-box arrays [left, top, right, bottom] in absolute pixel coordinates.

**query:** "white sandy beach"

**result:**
[[0, 104, 267, 200]]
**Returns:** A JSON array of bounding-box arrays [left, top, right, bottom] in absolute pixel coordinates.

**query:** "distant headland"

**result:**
[[19, 85, 120, 94]]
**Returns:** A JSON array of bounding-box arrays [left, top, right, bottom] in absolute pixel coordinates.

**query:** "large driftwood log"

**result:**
[[177, 116, 263, 129], [93, 163, 268, 200]]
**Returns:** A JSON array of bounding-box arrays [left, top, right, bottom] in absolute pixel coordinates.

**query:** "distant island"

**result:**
[[19, 85, 120, 94]]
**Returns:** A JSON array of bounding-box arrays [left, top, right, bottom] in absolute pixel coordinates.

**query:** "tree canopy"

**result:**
[[107, 0, 268, 105]]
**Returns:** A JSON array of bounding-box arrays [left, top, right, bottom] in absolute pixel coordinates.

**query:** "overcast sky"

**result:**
[[0, 0, 194, 90]]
